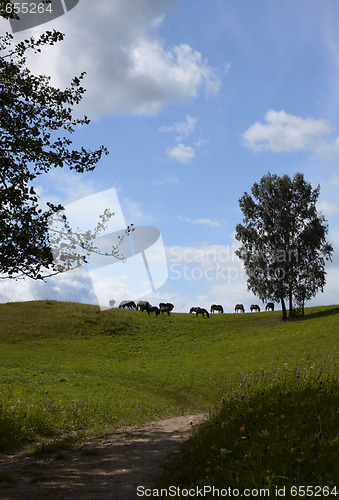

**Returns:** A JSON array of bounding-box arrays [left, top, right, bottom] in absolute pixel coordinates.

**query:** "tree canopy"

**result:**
[[0, 24, 114, 280], [235, 172, 333, 319]]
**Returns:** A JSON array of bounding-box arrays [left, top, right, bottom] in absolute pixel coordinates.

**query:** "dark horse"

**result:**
[[159, 304, 172, 316], [235, 304, 245, 313], [190, 307, 209, 318], [119, 300, 136, 309], [250, 304, 261, 312], [265, 302, 275, 311], [146, 305, 160, 316], [159, 302, 174, 312], [210, 304, 223, 314], [137, 300, 151, 312]]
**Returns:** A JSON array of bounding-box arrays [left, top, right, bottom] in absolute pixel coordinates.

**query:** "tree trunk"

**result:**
[[281, 297, 287, 320], [289, 292, 293, 318]]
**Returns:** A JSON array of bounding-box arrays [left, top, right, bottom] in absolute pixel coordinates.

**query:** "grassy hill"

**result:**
[[0, 301, 338, 454]]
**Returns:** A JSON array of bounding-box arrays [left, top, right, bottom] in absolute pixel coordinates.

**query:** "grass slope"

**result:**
[[159, 357, 338, 495], [0, 301, 338, 455]]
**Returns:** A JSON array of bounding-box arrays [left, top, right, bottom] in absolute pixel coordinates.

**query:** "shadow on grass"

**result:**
[[294, 305, 339, 322]]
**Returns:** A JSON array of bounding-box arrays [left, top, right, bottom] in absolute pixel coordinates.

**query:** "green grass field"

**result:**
[[0, 300, 338, 490]]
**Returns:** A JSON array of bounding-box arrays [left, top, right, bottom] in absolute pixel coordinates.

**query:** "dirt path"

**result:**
[[0, 414, 206, 500]]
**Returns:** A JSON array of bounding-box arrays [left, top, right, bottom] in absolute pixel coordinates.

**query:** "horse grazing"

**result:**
[[235, 304, 245, 313], [109, 299, 116, 307], [195, 307, 210, 318], [265, 302, 275, 311], [190, 307, 209, 318], [250, 304, 261, 313], [210, 304, 223, 314], [137, 300, 151, 312], [146, 306, 160, 316], [119, 300, 136, 309], [160, 304, 172, 316], [159, 302, 174, 312]]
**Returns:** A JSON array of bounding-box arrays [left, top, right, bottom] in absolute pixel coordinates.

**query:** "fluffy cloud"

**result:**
[[0, 269, 97, 306], [167, 143, 195, 163], [242, 110, 339, 164], [242, 110, 333, 153], [161, 115, 200, 163], [20, 0, 221, 117]]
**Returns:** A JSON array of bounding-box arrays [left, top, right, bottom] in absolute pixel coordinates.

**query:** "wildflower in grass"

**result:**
[[281, 414, 285, 419], [240, 426, 245, 432], [296, 371, 301, 379]]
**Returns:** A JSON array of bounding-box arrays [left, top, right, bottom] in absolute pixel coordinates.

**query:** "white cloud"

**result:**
[[168, 143, 195, 163], [0, 269, 97, 305], [165, 242, 251, 312], [160, 115, 205, 163], [317, 200, 339, 215], [35, 170, 99, 208], [120, 197, 153, 225], [178, 216, 222, 227], [242, 110, 333, 153], [0, 279, 35, 304], [194, 218, 221, 227], [21, 0, 221, 117], [242, 109, 339, 164], [159, 115, 198, 140]]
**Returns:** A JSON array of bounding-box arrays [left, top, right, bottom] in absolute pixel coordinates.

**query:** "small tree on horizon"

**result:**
[[235, 172, 333, 320]]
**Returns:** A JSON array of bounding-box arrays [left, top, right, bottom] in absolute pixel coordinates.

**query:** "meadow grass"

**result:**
[[0, 301, 338, 457], [159, 356, 339, 496]]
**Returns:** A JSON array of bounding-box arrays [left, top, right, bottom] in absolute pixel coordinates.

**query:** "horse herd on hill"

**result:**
[[116, 300, 174, 316], [110, 299, 275, 317]]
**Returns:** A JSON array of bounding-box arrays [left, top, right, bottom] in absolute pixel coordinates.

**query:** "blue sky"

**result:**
[[1, 0, 339, 312]]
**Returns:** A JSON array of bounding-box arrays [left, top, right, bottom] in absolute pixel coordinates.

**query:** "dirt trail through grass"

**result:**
[[0, 414, 205, 500]]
